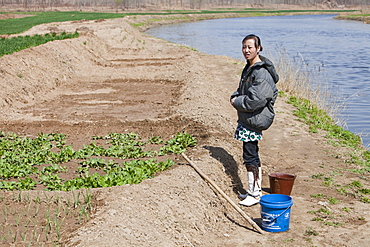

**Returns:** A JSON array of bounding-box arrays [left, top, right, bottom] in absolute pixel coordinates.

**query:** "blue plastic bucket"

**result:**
[[260, 194, 293, 232]]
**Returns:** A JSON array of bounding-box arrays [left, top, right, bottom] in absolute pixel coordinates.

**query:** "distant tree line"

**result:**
[[1, 0, 369, 10]]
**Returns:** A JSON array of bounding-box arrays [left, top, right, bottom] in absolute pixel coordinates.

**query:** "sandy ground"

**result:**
[[0, 14, 369, 246]]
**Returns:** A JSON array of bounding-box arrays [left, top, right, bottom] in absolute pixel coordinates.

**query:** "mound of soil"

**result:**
[[0, 15, 369, 246]]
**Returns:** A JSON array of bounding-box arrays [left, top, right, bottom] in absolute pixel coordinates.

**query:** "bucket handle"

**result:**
[[262, 206, 292, 224]]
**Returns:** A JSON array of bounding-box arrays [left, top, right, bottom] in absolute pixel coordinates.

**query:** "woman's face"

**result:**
[[242, 38, 260, 62]]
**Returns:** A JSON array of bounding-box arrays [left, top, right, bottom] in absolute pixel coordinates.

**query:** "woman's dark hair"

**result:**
[[242, 34, 263, 52]]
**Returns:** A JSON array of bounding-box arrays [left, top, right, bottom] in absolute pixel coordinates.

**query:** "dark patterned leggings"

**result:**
[[243, 141, 261, 178]]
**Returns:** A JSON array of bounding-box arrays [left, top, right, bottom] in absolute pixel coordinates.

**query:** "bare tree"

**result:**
[[2, 0, 369, 11]]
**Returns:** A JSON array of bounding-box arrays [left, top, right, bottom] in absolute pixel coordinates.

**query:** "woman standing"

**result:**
[[230, 34, 279, 206]]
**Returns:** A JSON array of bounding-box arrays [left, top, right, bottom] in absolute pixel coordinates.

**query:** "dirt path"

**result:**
[[0, 15, 369, 246]]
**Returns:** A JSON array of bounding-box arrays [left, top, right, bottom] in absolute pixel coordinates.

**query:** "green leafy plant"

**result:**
[[358, 188, 370, 195], [304, 227, 319, 236], [341, 207, 351, 212], [324, 221, 344, 227], [349, 180, 363, 188], [310, 193, 326, 199], [328, 197, 341, 204], [311, 173, 324, 179], [361, 196, 370, 203], [159, 131, 196, 155]]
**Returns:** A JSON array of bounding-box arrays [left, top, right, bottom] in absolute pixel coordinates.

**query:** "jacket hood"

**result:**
[[250, 55, 279, 84]]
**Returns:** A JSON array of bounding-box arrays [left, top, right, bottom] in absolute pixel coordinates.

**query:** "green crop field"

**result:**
[[0, 31, 79, 57], [0, 11, 127, 35]]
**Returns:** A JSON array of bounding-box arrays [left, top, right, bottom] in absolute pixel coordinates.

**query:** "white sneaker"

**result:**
[[239, 195, 260, 207]]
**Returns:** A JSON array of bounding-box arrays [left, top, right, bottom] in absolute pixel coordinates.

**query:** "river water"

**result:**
[[146, 14, 370, 148]]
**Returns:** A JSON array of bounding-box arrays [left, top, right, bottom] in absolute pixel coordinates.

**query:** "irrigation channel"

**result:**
[[146, 14, 370, 148]]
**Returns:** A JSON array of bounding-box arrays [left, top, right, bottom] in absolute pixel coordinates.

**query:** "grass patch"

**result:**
[[308, 207, 347, 228], [341, 13, 370, 17], [348, 149, 370, 169], [286, 96, 362, 148], [309, 170, 369, 202], [130, 22, 146, 28], [332, 180, 370, 203], [336, 13, 370, 23]]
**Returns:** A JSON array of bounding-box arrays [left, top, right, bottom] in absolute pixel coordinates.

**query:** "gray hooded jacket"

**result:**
[[230, 55, 279, 133]]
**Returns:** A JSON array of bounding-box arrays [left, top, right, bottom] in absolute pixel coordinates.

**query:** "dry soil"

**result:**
[[0, 14, 369, 246]]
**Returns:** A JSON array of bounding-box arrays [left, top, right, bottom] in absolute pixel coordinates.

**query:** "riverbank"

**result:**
[[0, 14, 369, 246], [336, 13, 370, 23], [123, 10, 368, 32]]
